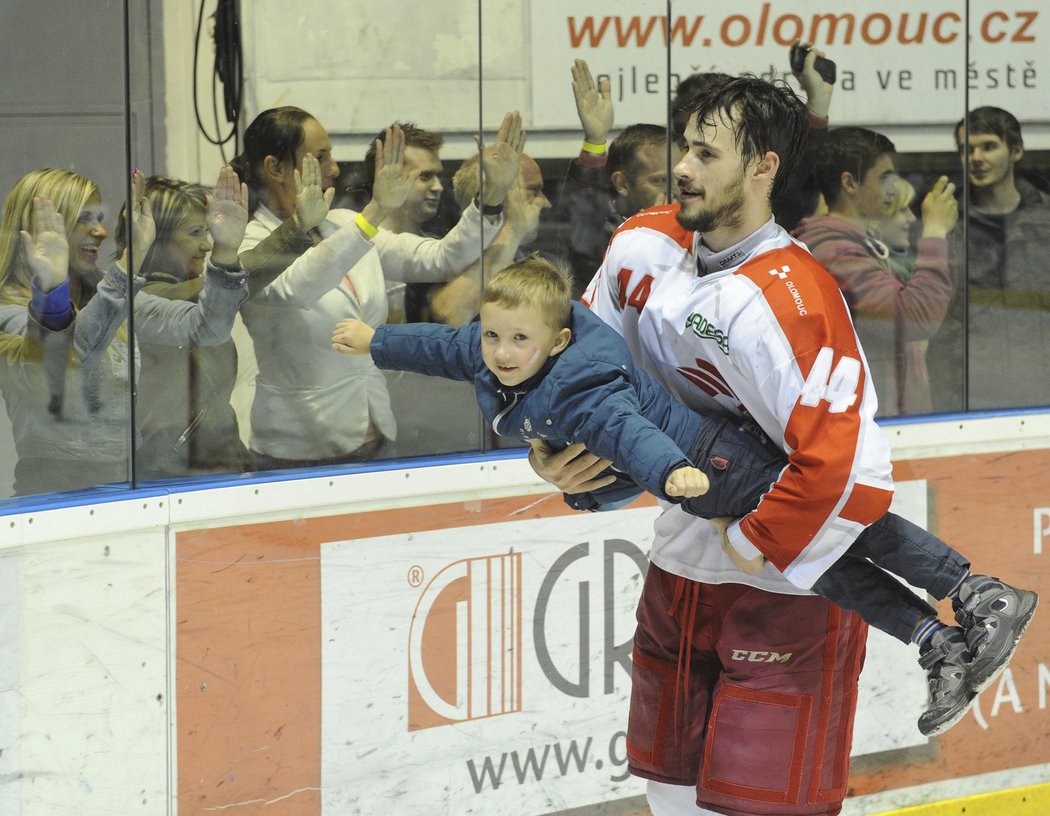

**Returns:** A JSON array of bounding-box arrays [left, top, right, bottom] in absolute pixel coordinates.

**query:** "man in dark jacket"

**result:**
[[929, 106, 1050, 411], [793, 127, 958, 416]]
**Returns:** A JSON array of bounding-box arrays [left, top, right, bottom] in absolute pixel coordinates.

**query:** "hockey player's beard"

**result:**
[[675, 175, 746, 234]]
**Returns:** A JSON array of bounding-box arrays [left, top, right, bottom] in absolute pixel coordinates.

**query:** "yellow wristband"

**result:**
[[354, 212, 378, 239], [582, 139, 607, 155]]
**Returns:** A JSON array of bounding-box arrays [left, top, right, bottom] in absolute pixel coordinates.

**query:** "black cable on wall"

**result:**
[[194, 0, 243, 161]]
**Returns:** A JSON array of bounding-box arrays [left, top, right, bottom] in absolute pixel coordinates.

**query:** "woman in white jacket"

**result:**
[[232, 106, 523, 466]]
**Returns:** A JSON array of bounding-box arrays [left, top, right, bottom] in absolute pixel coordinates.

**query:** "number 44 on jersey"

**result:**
[[800, 347, 861, 414]]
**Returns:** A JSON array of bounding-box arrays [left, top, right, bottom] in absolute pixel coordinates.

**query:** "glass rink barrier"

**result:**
[[1, 1, 1049, 814]]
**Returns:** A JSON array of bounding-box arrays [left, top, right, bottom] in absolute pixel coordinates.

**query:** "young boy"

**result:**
[[332, 254, 1037, 737]]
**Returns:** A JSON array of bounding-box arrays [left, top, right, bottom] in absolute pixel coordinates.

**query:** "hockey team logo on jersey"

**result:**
[[677, 357, 743, 411], [407, 552, 523, 731], [684, 311, 729, 355]]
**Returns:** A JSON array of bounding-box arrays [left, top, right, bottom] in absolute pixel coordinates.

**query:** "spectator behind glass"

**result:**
[[794, 127, 958, 416], [607, 123, 676, 220], [229, 106, 522, 468], [414, 152, 551, 329], [360, 123, 446, 324], [928, 106, 1050, 411], [0, 169, 248, 495], [557, 60, 618, 298], [867, 177, 919, 280], [113, 173, 256, 479]]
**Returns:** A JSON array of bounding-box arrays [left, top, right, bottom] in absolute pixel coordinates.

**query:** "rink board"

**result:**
[[0, 413, 1048, 814]]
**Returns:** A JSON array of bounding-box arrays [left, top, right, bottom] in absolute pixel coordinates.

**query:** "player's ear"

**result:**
[[753, 150, 780, 184], [610, 170, 630, 198], [550, 328, 572, 356]]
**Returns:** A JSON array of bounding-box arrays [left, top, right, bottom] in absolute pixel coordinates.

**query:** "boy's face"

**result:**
[[853, 153, 899, 218], [479, 301, 570, 387]]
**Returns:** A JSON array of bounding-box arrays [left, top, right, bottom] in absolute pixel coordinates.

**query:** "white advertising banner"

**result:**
[[320, 508, 656, 814], [530, 0, 1047, 128], [318, 490, 929, 814]]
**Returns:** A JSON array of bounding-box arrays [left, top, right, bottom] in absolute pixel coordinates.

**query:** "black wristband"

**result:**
[[475, 196, 503, 216]]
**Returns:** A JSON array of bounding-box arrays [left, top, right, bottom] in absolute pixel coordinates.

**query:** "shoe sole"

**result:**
[[919, 687, 979, 738], [969, 593, 1039, 694]]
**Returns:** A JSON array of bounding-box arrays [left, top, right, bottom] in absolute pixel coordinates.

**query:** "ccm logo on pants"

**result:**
[[730, 650, 793, 663]]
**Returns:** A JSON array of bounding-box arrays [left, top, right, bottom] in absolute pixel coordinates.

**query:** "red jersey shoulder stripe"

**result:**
[[611, 203, 692, 251], [732, 243, 890, 576]]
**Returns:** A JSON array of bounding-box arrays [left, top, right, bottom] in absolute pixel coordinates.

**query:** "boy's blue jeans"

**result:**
[[683, 415, 970, 644]]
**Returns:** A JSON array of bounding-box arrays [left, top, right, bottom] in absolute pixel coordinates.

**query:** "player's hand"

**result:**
[[710, 516, 767, 575], [528, 440, 615, 493], [294, 152, 335, 232], [665, 466, 709, 498], [331, 318, 376, 355]]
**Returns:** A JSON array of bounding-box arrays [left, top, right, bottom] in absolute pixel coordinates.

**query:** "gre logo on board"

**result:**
[[407, 552, 523, 731]]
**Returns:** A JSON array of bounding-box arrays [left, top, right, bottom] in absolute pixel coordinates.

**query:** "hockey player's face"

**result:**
[[479, 302, 571, 387], [674, 114, 748, 234]]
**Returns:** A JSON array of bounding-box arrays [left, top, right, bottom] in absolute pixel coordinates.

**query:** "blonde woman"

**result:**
[[114, 174, 260, 479], [0, 167, 248, 495], [867, 176, 919, 281]]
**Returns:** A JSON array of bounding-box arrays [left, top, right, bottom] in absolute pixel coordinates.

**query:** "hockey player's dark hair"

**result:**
[[676, 74, 809, 205]]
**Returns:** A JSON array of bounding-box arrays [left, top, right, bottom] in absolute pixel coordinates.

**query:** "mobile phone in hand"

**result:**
[[789, 43, 836, 85]]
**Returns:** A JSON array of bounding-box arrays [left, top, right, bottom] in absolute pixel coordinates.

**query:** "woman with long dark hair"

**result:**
[[230, 106, 523, 467]]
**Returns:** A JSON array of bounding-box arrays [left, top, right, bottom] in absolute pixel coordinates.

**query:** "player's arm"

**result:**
[[724, 260, 893, 589]]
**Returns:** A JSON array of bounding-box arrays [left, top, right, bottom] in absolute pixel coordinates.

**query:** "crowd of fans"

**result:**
[[2, 43, 1048, 498]]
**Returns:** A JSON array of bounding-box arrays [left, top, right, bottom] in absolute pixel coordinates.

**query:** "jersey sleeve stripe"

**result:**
[[733, 245, 894, 584]]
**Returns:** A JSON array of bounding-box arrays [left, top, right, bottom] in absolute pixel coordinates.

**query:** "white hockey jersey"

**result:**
[[583, 207, 894, 592]]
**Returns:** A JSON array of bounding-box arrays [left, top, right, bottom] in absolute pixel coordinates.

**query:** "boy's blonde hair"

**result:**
[[482, 254, 573, 332]]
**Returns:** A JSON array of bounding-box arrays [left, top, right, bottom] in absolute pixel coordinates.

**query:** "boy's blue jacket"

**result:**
[[370, 302, 703, 505]]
